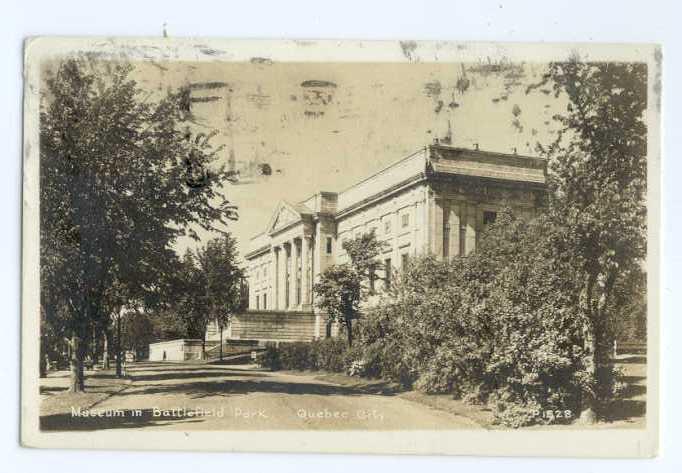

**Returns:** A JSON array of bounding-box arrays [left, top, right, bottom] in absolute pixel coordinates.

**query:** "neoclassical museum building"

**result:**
[[206, 143, 547, 345]]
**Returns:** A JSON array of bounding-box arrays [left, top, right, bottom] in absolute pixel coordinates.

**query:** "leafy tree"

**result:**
[[40, 59, 237, 391], [196, 235, 245, 360], [313, 231, 388, 346], [173, 249, 212, 345], [121, 309, 156, 360], [534, 59, 648, 421], [159, 236, 244, 360]]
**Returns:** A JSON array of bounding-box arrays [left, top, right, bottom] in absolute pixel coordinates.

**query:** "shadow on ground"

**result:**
[[129, 370, 263, 382], [601, 356, 647, 424], [617, 355, 647, 364], [117, 377, 399, 399]]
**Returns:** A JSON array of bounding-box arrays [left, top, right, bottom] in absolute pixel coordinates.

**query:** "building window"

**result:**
[[401, 253, 409, 270], [263, 294, 267, 310], [384, 219, 392, 234], [369, 267, 376, 293], [256, 294, 260, 310], [401, 213, 410, 228], [459, 223, 466, 256], [384, 258, 392, 290], [483, 210, 497, 225], [326, 236, 333, 255]]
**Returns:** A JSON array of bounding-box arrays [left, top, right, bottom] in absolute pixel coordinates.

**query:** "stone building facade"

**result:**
[[208, 144, 547, 344]]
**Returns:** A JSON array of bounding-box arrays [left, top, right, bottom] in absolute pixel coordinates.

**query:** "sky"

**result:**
[[126, 59, 567, 259]]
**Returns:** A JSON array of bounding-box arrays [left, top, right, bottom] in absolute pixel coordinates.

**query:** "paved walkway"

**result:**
[[40, 361, 482, 431]]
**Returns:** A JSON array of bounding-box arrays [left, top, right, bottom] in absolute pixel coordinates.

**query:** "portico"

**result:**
[[247, 201, 317, 313]]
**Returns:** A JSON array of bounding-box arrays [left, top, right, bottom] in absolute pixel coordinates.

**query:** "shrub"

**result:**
[[256, 338, 350, 372], [310, 337, 348, 372], [488, 390, 546, 428], [279, 342, 314, 370], [347, 211, 627, 427], [256, 342, 281, 371]]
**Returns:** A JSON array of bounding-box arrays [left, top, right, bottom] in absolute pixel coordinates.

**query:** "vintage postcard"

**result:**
[[21, 38, 660, 456]]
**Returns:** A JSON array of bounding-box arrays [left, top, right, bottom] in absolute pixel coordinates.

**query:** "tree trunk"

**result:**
[[578, 320, 598, 424], [39, 336, 48, 378], [115, 315, 122, 378], [578, 274, 598, 424], [102, 329, 110, 369], [219, 323, 223, 361], [346, 317, 353, 347], [91, 324, 97, 364], [69, 333, 85, 393], [40, 354, 48, 378]]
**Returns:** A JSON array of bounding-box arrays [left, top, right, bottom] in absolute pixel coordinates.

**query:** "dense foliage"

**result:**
[[40, 59, 236, 389], [257, 338, 349, 372], [534, 60, 648, 420]]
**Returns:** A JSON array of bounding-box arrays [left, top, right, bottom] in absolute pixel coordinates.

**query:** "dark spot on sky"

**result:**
[[304, 110, 324, 118], [301, 80, 337, 88], [250, 57, 273, 65], [190, 96, 221, 103], [200, 48, 225, 56], [423, 80, 442, 98], [258, 163, 272, 176], [189, 82, 228, 90]]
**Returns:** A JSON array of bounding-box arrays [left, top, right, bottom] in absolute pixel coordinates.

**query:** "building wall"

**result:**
[[248, 250, 273, 310], [149, 339, 205, 362], [229, 310, 317, 342], [336, 183, 429, 277]]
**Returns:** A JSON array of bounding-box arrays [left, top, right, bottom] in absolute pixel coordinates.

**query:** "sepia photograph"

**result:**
[[21, 38, 660, 456]]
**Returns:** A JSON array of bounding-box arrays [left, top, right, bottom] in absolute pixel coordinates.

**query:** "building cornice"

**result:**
[[334, 173, 427, 220], [244, 244, 271, 260]]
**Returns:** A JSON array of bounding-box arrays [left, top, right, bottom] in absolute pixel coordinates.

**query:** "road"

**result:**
[[40, 361, 482, 431]]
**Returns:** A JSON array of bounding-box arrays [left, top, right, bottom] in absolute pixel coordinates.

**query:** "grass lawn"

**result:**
[[40, 368, 131, 418]]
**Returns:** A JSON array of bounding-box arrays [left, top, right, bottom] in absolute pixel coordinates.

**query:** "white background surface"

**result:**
[[1, 0, 679, 470]]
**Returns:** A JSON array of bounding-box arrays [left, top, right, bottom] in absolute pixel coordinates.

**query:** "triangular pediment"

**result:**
[[267, 201, 304, 234]]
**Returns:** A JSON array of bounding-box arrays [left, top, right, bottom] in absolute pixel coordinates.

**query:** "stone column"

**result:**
[[289, 238, 298, 310], [466, 203, 477, 255], [449, 202, 461, 259], [270, 246, 278, 310], [433, 198, 444, 259], [301, 236, 311, 308], [280, 244, 288, 309], [271, 245, 282, 310]]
